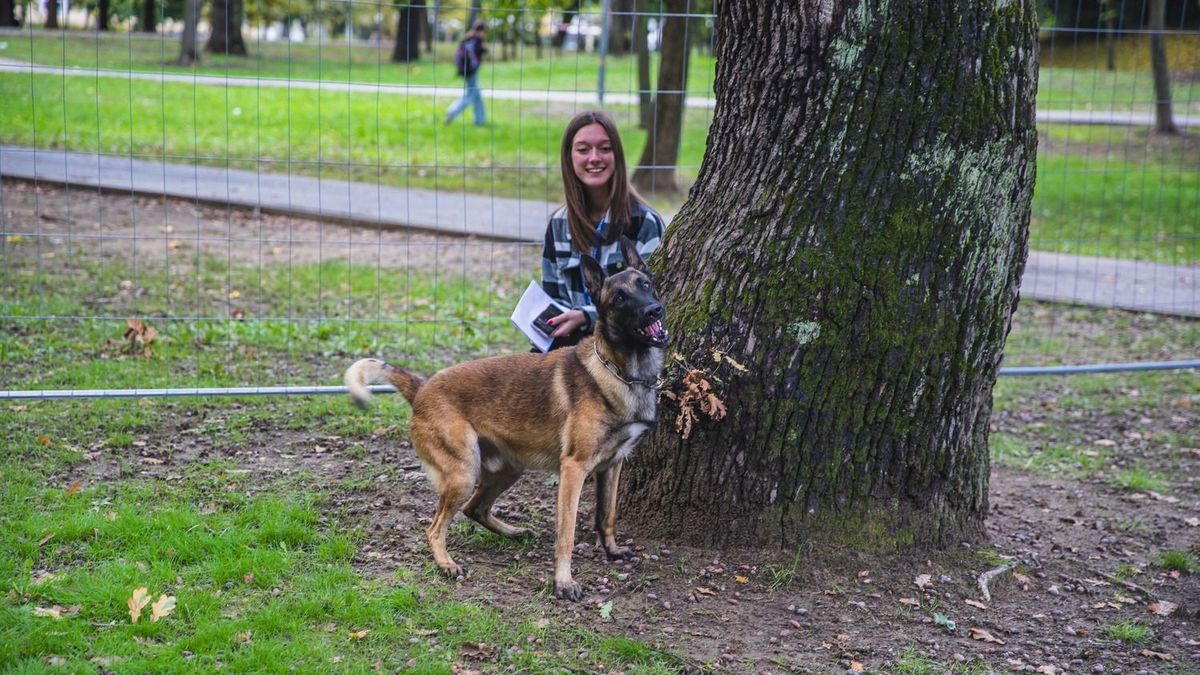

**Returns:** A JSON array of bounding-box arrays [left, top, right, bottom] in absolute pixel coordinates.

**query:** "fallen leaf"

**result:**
[[1036, 666, 1063, 674], [849, 661, 865, 672], [33, 606, 62, 619], [128, 587, 151, 624], [32, 571, 56, 585], [1185, 517, 1199, 527], [65, 481, 82, 496], [1140, 649, 1173, 661], [1013, 572, 1031, 584], [349, 629, 370, 640], [898, 597, 920, 607], [1148, 601, 1178, 617], [696, 587, 717, 596], [235, 631, 252, 644], [968, 627, 1005, 645], [459, 642, 495, 659], [1094, 438, 1117, 447], [243, 573, 254, 584], [933, 612, 956, 632], [37, 435, 52, 447], [150, 594, 176, 622], [965, 599, 988, 610], [914, 574, 933, 590], [599, 600, 613, 619], [734, 575, 749, 584], [37, 533, 54, 546]]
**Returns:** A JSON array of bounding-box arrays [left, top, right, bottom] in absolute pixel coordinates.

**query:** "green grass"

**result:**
[[1154, 550, 1199, 573], [1102, 619, 1154, 645], [0, 253, 683, 672], [891, 646, 992, 675], [0, 31, 720, 97], [1109, 468, 1169, 493]]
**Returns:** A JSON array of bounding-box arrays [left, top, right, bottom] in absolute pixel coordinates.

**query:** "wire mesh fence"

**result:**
[[0, 1, 1197, 398]]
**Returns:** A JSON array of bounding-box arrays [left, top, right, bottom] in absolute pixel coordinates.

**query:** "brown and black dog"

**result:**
[[343, 236, 668, 600]]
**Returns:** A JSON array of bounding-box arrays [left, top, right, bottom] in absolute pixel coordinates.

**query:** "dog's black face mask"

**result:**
[[581, 236, 669, 349]]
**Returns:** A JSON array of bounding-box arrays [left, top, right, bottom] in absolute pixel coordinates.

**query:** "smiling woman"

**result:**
[[539, 111, 665, 349]]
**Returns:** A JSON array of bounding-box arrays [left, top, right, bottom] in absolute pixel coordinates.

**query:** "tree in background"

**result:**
[[620, 0, 1038, 550], [178, 0, 203, 65], [392, 0, 425, 62], [45, 0, 59, 28], [634, 0, 652, 129], [206, 0, 248, 55], [1148, 0, 1177, 134], [631, 0, 688, 195], [97, 0, 111, 29], [139, 0, 157, 32]]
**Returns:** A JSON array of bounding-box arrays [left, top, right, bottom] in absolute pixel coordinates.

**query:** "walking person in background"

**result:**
[[541, 111, 666, 349], [445, 22, 488, 126]]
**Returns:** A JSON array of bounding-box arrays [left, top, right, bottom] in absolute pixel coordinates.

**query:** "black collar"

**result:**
[[593, 342, 663, 390]]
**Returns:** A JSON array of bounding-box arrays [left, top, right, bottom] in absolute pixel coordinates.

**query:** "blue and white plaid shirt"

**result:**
[[541, 200, 665, 334]]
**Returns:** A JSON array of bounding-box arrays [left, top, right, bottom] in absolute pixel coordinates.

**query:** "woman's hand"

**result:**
[[548, 309, 587, 338]]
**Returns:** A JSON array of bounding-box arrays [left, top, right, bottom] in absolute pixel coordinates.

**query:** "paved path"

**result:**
[[3, 58, 1199, 127], [2, 146, 1197, 318]]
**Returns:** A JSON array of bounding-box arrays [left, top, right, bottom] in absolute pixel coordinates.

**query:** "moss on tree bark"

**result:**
[[620, 0, 1039, 549]]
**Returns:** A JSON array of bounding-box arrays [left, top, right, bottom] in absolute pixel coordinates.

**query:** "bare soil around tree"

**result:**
[[5, 182, 1199, 673]]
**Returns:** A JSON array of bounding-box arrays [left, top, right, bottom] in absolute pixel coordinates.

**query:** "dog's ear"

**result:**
[[619, 235, 649, 275], [581, 255, 606, 302]]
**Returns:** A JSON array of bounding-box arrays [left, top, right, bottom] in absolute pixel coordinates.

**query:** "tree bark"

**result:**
[[620, 0, 1039, 549], [139, 0, 157, 33], [0, 0, 15, 27], [391, 1, 424, 63], [631, 0, 689, 195], [178, 0, 203, 65], [45, 0, 59, 29], [635, 1, 652, 129], [1148, 0, 1176, 134], [206, 0, 248, 55]]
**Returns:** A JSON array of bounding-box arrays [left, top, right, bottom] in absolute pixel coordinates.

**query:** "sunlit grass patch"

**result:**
[[1154, 549, 1199, 574], [1103, 619, 1153, 645], [1109, 467, 1168, 493]]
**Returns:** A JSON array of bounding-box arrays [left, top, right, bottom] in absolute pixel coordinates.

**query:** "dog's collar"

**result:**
[[593, 342, 663, 390]]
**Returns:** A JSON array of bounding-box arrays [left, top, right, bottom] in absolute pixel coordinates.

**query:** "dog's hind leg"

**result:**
[[463, 439, 527, 537], [412, 418, 478, 579], [594, 461, 634, 560]]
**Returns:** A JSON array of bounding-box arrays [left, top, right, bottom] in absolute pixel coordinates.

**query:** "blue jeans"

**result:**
[[445, 72, 485, 126]]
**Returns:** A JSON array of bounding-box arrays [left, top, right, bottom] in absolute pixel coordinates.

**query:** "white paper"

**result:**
[[511, 281, 570, 352]]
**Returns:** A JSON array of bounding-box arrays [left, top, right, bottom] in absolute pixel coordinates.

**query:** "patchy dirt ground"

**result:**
[[8, 181, 1200, 673]]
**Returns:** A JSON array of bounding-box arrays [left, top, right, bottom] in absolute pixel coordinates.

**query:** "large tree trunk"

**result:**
[[635, 1, 651, 129], [178, 0, 203, 65], [391, 0, 424, 63], [1148, 0, 1176, 134], [0, 0, 15, 27], [620, 0, 1039, 549], [45, 0, 59, 29], [206, 0, 248, 55], [631, 0, 689, 195], [139, 0, 157, 33]]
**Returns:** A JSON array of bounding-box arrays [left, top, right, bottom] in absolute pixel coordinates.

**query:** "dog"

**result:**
[[343, 236, 668, 600]]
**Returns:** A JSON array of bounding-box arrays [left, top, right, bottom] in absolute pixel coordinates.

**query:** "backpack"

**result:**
[[454, 37, 480, 77]]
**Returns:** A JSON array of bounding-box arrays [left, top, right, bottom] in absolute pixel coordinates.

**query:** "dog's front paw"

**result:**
[[552, 580, 583, 602], [438, 560, 465, 579]]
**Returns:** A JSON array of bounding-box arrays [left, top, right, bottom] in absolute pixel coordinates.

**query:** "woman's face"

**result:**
[[570, 123, 615, 195]]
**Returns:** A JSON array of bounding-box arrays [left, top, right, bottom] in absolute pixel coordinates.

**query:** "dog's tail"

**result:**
[[343, 358, 425, 408]]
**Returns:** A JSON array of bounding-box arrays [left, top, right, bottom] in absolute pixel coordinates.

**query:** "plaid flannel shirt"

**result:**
[[541, 200, 664, 334]]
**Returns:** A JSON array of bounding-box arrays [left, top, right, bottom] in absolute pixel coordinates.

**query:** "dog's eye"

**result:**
[[613, 291, 626, 305], [640, 279, 651, 290]]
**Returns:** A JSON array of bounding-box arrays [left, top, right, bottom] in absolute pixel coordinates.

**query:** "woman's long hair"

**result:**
[[559, 111, 644, 254]]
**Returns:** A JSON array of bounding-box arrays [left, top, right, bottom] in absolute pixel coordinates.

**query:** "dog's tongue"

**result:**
[[645, 321, 663, 338]]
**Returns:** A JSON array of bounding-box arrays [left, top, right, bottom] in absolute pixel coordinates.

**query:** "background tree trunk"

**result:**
[[97, 0, 111, 30], [206, 0, 247, 55], [609, 0, 634, 55], [45, 0, 59, 28], [178, 0, 203, 65], [635, 1, 652, 129], [391, 0, 424, 63], [620, 0, 1039, 549], [0, 0, 15, 27], [139, 0, 157, 33], [1148, 0, 1176, 134], [631, 0, 688, 195]]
